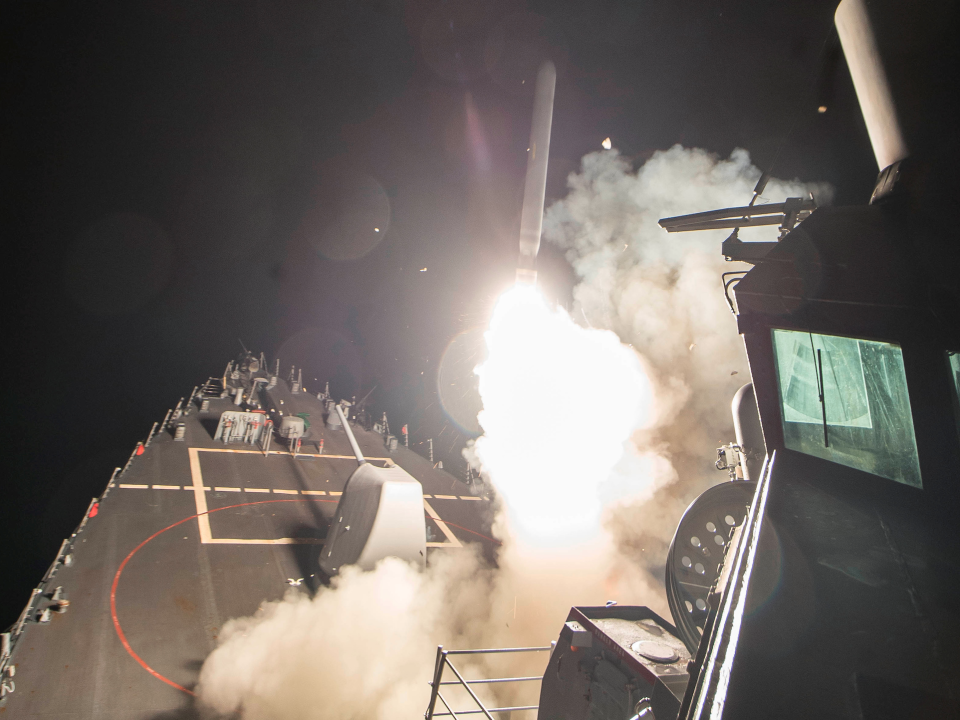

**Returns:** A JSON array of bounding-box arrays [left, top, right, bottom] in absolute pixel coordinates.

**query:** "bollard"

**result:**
[[174, 423, 186, 441], [200, 399, 210, 412]]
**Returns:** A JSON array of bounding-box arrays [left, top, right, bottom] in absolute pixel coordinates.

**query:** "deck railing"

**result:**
[[424, 644, 553, 720]]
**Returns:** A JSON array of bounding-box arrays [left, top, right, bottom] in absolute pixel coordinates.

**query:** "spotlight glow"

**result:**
[[474, 286, 652, 545]]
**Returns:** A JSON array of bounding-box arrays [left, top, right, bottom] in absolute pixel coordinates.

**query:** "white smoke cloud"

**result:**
[[196, 144, 829, 719], [543, 144, 831, 562]]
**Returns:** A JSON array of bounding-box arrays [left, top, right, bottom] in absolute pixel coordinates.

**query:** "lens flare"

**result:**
[[474, 286, 653, 546]]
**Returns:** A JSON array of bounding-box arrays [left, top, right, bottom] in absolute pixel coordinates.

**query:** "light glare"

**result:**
[[474, 287, 653, 545]]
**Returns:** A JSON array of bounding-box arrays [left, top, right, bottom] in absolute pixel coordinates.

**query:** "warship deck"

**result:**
[[1, 382, 495, 718]]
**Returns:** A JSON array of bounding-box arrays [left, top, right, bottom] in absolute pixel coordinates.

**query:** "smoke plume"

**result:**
[[542, 144, 830, 570], [196, 145, 829, 718]]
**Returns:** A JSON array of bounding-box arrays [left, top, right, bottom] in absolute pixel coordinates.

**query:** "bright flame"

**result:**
[[602, 137, 613, 150], [474, 286, 652, 545]]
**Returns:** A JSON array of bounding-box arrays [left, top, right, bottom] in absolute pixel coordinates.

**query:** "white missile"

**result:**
[[516, 61, 557, 286]]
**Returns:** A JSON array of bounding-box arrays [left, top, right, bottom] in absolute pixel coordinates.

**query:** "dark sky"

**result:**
[[2, 0, 876, 626]]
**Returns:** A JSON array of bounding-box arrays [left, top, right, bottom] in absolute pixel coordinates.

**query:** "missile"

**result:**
[[516, 60, 557, 286]]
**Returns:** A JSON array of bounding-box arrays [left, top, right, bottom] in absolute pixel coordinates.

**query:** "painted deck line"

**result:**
[[203, 537, 325, 545], [193, 447, 392, 461], [188, 448, 213, 543], [124, 483, 485, 502], [423, 498, 463, 548]]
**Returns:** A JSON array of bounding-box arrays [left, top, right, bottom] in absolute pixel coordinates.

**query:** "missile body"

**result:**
[[516, 61, 556, 285]]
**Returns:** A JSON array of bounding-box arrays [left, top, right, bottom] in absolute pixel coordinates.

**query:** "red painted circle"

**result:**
[[110, 499, 336, 696]]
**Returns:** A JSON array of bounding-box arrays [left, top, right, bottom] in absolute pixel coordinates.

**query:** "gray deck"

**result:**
[[3, 383, 495, 718]]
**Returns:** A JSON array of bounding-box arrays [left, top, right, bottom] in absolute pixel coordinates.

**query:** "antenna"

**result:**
[[658, 197, 816, 264], [356, 384, 378, 409], [238, 338, 249, 354], [335, 404, 366, 466]]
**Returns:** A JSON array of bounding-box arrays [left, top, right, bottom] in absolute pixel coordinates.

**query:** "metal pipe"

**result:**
[[835, 0, 908, 171], [444, 660, 496, 720], [437, 676, 542, 685], [432, 707, 539, 717], [435, 691, 461, 720], [336, 404, 365, 466], [659, 199, 815, 228], [445, 646, 552, 655], [425, 646, 446, 720]]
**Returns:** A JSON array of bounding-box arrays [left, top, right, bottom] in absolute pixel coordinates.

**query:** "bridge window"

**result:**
[[949, 351, 960, 441], [772, 329, 921, 488]]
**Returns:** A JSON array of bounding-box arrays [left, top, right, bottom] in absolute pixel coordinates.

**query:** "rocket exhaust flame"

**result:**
[[474, 285, 653, 545]]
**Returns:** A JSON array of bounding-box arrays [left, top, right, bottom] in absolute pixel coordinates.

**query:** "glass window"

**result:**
[[948, 351, 960, 441], [772, 329, 921, 488]]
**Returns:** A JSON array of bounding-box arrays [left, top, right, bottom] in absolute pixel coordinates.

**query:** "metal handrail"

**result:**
[[431, 706, 540, 717], [446, 646, 551, 655], [437, 676, 541, 685], [424, 644, 551, 720]]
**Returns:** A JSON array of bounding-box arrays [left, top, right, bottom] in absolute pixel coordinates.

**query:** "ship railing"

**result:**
[[424, 644, 553, 720], [0, 496, 100, 686]]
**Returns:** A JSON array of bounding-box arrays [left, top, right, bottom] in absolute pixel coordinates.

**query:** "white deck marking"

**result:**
[[196, 447, 392, 461], [122, 477, 487, 502], [188, 448, 213, 543], [423, 498, 462, 548], [203, 537, 324, 545], [186, 447, 476, 547], [189, 447, 330, 545]]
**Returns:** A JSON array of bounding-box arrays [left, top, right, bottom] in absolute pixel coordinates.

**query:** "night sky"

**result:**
[[3, 0, 876, 626]]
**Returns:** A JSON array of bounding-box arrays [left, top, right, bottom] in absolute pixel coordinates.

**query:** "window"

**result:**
[[948, 351, 960, 442], [772, 329, 921, 488]]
